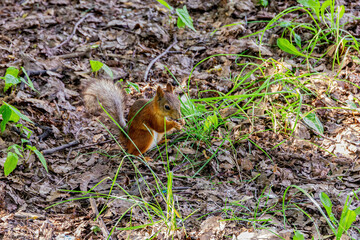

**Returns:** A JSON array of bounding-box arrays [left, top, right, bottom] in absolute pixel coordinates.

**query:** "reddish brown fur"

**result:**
[[83, 80, 183, 156], [126, 85, 182, 155]]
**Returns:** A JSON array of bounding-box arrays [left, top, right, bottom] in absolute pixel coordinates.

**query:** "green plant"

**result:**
[[0, 102, 32, 133], [242, 0, 359, 70], [0, 66, 37, 92], [0, 102, 47, 176], [320, 192, 360, 240], [5, 140, 48, 177], [283, 186, 360, 240], [293, 230, 305, 240], [117, 79, 140, 94], [259, 0, 269, 7], [155, 0, 196, 32], [90, 60, 113, 79]]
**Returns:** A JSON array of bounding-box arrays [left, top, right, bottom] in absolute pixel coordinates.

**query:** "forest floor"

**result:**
[[0, 0, 360, 239]]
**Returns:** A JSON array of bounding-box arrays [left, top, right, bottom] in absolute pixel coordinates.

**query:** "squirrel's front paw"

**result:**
[[174, 121, 183, 130], [179, 119, 185, 126]]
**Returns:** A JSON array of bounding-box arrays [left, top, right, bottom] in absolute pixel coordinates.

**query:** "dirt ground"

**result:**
[[0, 0, 360, 239]]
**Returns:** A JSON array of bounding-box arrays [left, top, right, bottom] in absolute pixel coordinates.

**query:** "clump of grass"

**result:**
[[241, 0, 359, 71], [282, 185, 360, 239]]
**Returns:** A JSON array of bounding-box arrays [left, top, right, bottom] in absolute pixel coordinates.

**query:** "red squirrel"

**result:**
[[83, 80, 184, 156]]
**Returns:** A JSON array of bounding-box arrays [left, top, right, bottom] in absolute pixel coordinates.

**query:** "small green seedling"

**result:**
[[90, 60, 113, 79], [116, 79, 140, 94], [293, 230, 305, 240], [302, 111, 324, 135], [0, 67, 37, 93], [155, 0, 196, 32], [0, 102, 32, 132], [0, 102, 47, 176], [259, 0, 269, 7]]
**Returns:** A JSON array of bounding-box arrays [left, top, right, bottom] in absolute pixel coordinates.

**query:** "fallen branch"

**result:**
[[144, 36, 178, 82], [42, 140, 79, 155]]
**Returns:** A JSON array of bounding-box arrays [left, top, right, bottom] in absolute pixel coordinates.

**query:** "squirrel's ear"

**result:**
[[166, 83, 174, 93], [156, 86, 165, 99]]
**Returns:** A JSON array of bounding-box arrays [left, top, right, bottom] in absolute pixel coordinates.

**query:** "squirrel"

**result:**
[[82, 79, 184, 156]]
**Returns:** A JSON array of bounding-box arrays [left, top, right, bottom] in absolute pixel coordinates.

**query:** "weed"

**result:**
[[155, 0, 196, 32], [90, 60, 113, 79], [0, 67, 47, 176], [0, 66, 37, 93], [0, 102, 47, 176], [283, 185, 360, 240], [241, 0, 359, 71]]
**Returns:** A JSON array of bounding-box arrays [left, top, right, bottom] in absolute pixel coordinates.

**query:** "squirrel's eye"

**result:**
[[164, 105, 170, 110]]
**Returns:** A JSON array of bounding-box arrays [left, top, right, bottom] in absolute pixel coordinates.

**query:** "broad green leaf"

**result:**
[[4, 152, 19, 177], [354, 206, 360, 215], [176, 6, 196, 32], [320, 192, 332, 209], [0, 104, 20, 133], [259, 0, 269, 7], [337, 5, 345, 20], [204, 113, 218, 132], [5, 67, 19, 77], [127, 82, 140, 92], [277, 38, 308, 57], [4, 74, 21, 92], [155, 0, 173, 10], [3, 102, 33, 123], [8, 144, 24, 158], [177, 17, 185, 29], [0, 107, 10, 132], [320, 192, 335, 222], [302, 112, 324, 134], [101, 64, 113, 79], [297, 0, 320, 19], [90, 60, 103, 72], [293, 230, 305, 240]]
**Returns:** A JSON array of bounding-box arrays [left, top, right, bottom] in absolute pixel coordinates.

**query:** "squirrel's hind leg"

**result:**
[[126, 130, 155, 156]]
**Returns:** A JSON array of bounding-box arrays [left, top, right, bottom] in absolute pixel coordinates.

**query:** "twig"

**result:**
[[42, 140, 80, 155], [50, 13, 94, 52], [89, 198, 112, 240], [144, 36, 178, 82], [49, 50, 91, 59], [24, 68, 57, 76]]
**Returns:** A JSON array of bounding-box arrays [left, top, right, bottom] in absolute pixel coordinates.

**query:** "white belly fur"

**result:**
[[148, 131, 159, 150]]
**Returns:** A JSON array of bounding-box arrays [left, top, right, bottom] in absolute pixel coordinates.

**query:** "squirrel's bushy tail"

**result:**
[[82, 79, 127, 130]]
